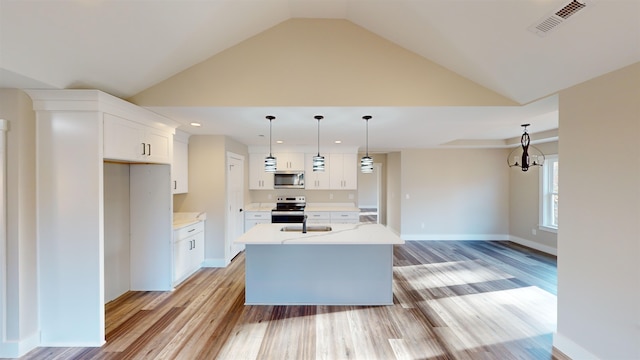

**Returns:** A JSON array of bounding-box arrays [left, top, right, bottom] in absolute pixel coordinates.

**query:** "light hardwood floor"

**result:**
[[16, 241, 563, 360]]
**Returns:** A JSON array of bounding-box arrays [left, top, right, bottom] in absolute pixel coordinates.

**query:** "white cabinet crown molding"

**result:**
[[25, 89, 179, 133]]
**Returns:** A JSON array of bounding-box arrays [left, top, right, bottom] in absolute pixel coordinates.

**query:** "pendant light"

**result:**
[[264, 115, 277, 172], [361, 115, 373, 173], [313, 115, 325, 172], [507, 123, 545, 172]]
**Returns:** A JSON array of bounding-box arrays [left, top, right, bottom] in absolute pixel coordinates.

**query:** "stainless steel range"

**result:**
[[271, 196, 306, 223]]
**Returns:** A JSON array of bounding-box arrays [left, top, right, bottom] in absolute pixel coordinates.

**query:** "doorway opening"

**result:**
[[358, 163, 382, 224]]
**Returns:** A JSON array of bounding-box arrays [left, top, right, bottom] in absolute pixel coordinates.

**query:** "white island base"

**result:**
[[236, 223, 404, 306]]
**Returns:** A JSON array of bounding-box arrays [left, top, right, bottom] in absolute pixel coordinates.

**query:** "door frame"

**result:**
[[225, 152, 245, 265]]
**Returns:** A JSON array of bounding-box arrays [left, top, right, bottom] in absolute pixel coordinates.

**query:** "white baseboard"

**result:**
[[0, 331, 40, 358], [509, 235, 557, 255], [401, 234, 510, 241], [553, 332, 600, 359], [202, 258, 227, 268]]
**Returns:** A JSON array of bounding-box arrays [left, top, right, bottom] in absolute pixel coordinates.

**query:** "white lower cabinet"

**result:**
[[304, 210, 359, 224], [173, 221, 205, 286], [305, 211, 331, 224], [245, 211, 271, 231], [331, 211, 359, 224]]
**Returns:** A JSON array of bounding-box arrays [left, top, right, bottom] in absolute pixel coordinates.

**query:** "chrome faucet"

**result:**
[[302, 215, 308, 233]]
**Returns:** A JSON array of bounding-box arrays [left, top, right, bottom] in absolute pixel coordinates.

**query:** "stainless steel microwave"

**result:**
[[274, 171, 305, 189]]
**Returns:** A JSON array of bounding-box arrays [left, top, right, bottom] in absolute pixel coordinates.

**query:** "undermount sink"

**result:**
[[280, 225, 332, 232]]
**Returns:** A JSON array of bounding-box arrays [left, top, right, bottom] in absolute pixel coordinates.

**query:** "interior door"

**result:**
[[226, 152, 245, 263]]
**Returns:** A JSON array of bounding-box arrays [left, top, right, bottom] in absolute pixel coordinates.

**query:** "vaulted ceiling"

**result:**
[[1, 0, 638, 149]]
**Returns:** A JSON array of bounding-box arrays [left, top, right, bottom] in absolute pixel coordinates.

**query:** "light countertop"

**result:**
[[173, 212, 206, 229], [234, 223, 403, 245]]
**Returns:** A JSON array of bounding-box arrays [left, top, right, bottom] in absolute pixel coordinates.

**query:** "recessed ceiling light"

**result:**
[[334, 140, 342, 144], [190, 122, 201, 127], [276, 140, 284, 144]]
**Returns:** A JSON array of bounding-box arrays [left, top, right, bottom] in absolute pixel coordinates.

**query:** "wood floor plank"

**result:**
[[15, 240, 561, 360]]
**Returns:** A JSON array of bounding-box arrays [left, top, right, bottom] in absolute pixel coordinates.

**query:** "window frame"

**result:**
[[539, 154, 558, 233]]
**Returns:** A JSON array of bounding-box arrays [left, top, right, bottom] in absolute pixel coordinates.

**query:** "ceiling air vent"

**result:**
[[528, 0, 590, 37]]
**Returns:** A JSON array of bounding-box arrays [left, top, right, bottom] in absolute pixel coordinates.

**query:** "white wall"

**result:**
[[103, 163, 130, 302], [400, 148, 509, 240], [509, 141, 558, 254], [0, 89, 39, 357], [554, 62, 640, 359]]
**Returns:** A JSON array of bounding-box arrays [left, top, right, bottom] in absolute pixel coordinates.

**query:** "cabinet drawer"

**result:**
[[244, 211, 270, 220], [174, 221, 204, 241], [305, 211, 330, 221], [331, 211, 359, 223]]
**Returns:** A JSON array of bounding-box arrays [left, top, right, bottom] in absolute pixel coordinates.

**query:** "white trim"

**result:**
[[401, 234, 510, 241], [39, 340, 106, 348], [538, 224, 558, 234], [553, 332, 600, 360], [540, 154, 559, 229], [0, 331, 40, 358], [509, 235, 557, 255]]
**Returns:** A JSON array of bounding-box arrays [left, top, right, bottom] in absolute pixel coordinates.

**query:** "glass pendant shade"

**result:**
[[264, 115, 277, 172], [313, 115, 325, 172], [361, 156, 373, 173], [361, 115, 373, 173], [265, 155, 277, 172], [313, 154, 325, 172], [507, 124, 545, 172]]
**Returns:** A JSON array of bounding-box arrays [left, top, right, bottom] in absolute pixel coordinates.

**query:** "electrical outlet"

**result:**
[[329, 193, 334, 200], [421, 222, 425, 229], [267, 194, 272, 200], [348, 193, 354, 200], [532, 228, 537, 235], [405, 194, 410, 199]]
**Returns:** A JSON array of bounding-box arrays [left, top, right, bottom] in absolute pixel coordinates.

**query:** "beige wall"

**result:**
[[129, 19, 516, 107], [400, 148, 509, 239], [555, 62, 640, 359], [173, 135, 227, 263], [173, 135, 249, 265], [0, 89, 38, 352], [386, 152, 402, 234], [508, 141, 558, 253]]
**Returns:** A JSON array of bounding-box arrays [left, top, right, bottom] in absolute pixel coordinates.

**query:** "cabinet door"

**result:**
[[244, 211, 271, 231], [249, 153, 274, 189], [104, 113, 144, 161], [173, 238, 190, 284], [329, 153, 358, 190], [190, 231, 205, 271], [304, 154, 331, 190], [275, 152, 304, 170], [145, 127, 172, 164], [172, 139, 188, 194]]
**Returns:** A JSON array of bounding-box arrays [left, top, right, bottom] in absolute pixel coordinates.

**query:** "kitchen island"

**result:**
[[234, 223, 404, 305]]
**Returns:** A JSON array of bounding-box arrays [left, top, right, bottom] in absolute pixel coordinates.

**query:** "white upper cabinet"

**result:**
[[329, 153, 358, 190], [104, 113, 172, 164], [304, 153, 331, 190], [172, 131, 189, 194], [249, 153, 274, 190], [274, 152, 304, 171]]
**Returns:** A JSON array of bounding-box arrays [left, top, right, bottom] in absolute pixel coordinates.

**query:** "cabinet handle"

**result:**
[[147, 143, 151, 156], [141, 143, 146, 155], [173, 180, 177, 190], [188, 229, 195, 232]]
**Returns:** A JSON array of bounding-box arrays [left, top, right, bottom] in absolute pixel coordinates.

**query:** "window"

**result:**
[[540, 155, 558, 232]]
